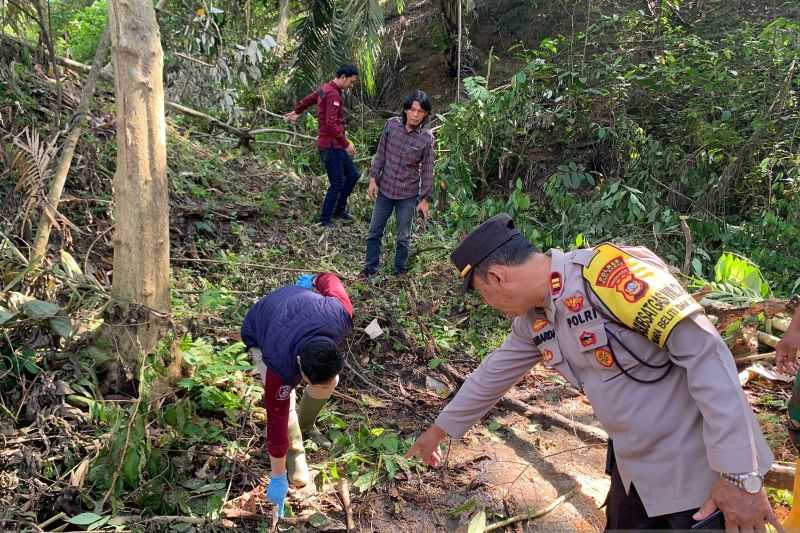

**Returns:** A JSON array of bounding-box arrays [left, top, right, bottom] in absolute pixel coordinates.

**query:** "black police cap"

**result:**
[[450, 213, 532, 291]]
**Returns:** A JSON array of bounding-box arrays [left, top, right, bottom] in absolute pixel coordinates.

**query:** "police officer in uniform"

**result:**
[[406, 214, 782, 531]]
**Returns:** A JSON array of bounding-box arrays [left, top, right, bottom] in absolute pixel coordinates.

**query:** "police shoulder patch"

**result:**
[[594, 347, 614, 368], [582, 243, 701, 347]]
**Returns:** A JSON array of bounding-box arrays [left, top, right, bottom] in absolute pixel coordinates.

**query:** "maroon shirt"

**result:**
[[263, 273, 353, 458], [369, 117, 434, 200], [293, 81, 348, 150]]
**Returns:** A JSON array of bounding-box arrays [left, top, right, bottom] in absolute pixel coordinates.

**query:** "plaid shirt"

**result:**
[[369, 117, 434, 201]]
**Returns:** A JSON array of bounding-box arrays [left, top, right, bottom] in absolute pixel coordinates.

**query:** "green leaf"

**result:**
[[87, 515, 110, 531], [0, 306, 16, 325], [122, 446, 141, 487], [67, 512, 104, 526], [49, 316, 73, 338], [449, 499, 477, 517], [60, 250, 83, 278], [352, 471, 380, 493], [428, 358, 446, 369], [468, 510, 486, 533], [308, 512, 329, 527], [22, 299, 61, 319]]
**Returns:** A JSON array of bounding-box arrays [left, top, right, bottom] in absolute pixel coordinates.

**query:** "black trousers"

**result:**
[[604, 442, 725, 531]]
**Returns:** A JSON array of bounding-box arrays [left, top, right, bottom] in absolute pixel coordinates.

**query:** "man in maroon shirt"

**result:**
[[362, 90, 434, 277], [285, 65, 360, 227]]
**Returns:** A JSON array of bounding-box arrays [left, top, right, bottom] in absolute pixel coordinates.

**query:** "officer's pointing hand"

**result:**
[[693, 478, 784, 532], [405, 425, 448, 467]]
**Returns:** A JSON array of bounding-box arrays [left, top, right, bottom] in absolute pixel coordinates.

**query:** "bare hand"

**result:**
[[776, 326, 800, 375], [346, 142, 356, 157], [284, 111, 299, 123], [692, 478, 783, 532], [368, 177, 378, 201], [405, 425, 447, 467], [416, 199, 430, 220]]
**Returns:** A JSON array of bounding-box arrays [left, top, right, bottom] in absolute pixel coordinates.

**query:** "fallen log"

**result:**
[[438, 363, 608, 444], [765, 462, 795, 491], [439, 364, 794, 488]]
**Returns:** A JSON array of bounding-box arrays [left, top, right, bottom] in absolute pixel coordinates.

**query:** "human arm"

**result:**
[[407, 316, 541, 465], [368, 122, 390, 197], [263, 368, 291, 514], [314, 272, 353, 318], [665, 305, 778, 528], [776, 298, 800, 375], [291, 90, 319, 116], [418, 133, 434, 202]]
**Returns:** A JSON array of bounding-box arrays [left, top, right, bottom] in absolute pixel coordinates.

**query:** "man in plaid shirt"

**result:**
[[362, 90, 434, 277]]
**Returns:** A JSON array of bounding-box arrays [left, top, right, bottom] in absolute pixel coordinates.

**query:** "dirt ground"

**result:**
[[290, 367, 612, 532]]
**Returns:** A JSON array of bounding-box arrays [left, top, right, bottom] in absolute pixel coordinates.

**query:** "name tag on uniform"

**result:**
[[563, 293, 600, 329]]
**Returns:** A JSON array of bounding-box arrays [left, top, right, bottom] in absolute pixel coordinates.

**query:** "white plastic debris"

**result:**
[[365, 318, 383, 339]]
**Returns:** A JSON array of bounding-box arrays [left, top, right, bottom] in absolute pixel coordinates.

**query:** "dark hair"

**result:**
[[299, 339, 344, 384], [336, 64, 359, 78], [474, 235, 537, 279], [401, 90, 432, 125]]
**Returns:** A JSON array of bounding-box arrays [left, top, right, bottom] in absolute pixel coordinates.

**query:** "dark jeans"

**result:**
[[365, 192, 416, 274], [605, 442, 725, 531], [319, 148, 359, 224]]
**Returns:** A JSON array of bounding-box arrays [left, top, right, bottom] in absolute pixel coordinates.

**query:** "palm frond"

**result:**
[[290, 0, 387, 96], [12, 127, 56, 195]]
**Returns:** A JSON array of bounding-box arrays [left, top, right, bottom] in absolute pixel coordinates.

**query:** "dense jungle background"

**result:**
[[1, 0, 799, 531]]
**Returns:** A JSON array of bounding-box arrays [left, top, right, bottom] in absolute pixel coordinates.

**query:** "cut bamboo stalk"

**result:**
[[758, 331, 780, 348]]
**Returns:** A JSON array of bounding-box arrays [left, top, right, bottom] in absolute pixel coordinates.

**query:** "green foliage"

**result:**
[[290, 0, 404, 96], [318, 416, 415, 494], [64, 0, 107, 62], [177, 337, 256, 413], [434, 11, 800, 292]]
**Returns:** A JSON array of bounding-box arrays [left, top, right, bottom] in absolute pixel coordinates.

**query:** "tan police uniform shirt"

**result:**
[[435, 245, 773, 517]]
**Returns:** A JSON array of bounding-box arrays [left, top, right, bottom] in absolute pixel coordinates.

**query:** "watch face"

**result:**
[[743, 474, 762, 493]]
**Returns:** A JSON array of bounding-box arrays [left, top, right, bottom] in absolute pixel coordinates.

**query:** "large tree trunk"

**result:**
[[106, 0, 170, 374], [276, 0, 290, 48]]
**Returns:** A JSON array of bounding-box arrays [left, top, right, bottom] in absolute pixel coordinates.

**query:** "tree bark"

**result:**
[[106, 0, 171, 368], [276, 0, 290, 48], [30, 28, 112, 265]]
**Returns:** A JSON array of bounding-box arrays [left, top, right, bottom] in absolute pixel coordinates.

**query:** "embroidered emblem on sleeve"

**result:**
[[565, 294, 584, 312], [550, 272, 563, 296], [276, 385, 292, 401], [532, 319, 549, 332], [579, 331, 597, 347], [583, 243, 702, 347], [594, 347, 614, 368]]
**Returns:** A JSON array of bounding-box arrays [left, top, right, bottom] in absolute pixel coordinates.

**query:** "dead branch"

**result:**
[[734, 352, 775, 365], [29, 27, 111, 265], [485, 487, 578, 531], [765, 462, 795, 491], [337, 478, 356, 531], [679, 216, 692, 275], [0, 34, 301, 146], [438, 363, 609, 444]]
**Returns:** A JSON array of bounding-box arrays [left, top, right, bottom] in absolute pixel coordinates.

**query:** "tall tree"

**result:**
[[277, 0, 290, 47], [106, 0, 170, 372]]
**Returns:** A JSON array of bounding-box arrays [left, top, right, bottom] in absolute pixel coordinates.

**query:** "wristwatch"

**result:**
[[720, 471, 764, 494]]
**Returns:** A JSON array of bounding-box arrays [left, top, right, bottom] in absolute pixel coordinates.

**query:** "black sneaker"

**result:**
[[359, 269, 376, 279], [334, 211, 354, 222], [393, 269, 408, 277]]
